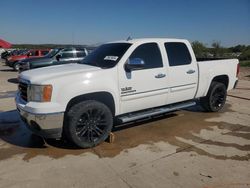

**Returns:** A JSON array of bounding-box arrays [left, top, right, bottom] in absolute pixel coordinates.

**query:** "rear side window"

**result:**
[[164, 42, 191, 66], [129, 43, 163, 69], [61, 52, 74, 58]]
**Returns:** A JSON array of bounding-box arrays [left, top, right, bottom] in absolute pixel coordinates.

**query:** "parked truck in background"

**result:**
[[16, 38, 239, 148], [19, 47, 89, 72]]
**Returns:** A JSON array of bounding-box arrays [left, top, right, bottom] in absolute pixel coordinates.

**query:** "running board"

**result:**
[[118, 101, 196, 123]]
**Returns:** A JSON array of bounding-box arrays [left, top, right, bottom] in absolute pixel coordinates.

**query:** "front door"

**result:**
[[118, 43, 169, 114]]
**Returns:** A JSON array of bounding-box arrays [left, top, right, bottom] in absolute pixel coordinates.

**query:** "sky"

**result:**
[[0, 0, 249, 47]]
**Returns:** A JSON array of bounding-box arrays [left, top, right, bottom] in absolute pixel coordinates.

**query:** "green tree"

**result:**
[[230, 45, 246, 53], [191, 41, 207, 58], [212, 41, 221, 57], [211, 41, 227, 58], [239, 49, 250, 60]]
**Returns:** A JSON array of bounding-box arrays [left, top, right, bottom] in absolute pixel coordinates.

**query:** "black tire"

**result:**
[[64, 100, 113, 148], [200, 81, 227, 112], [13, 62, 20, 71]]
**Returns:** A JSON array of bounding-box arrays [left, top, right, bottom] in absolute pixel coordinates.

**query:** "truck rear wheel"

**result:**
[[64, 100, 113, 148], [200, 81, 227, 112]]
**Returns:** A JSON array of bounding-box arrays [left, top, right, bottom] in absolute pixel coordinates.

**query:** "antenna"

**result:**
[[72, 31, 75, 45], [126, 36, 132, 41]]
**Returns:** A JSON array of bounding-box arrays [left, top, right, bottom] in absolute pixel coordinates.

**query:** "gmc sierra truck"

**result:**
[[16, 38, 239, 148]]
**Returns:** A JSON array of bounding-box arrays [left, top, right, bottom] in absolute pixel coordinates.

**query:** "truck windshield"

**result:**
[[79, 43, 131, 68]]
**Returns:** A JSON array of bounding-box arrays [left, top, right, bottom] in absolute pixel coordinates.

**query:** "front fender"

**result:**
[[51, 68, 120, 115]]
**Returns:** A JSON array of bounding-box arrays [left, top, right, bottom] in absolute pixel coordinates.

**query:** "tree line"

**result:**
[[192, 41, 250, 61]]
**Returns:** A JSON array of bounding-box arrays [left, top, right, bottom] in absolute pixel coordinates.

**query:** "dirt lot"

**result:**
[[0, 61, 250, 188], [238, 66, 250, 81]]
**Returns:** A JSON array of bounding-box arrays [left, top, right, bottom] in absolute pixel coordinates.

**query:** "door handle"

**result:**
[[155, 73, 166, 78], [186, 69, 195, 74]]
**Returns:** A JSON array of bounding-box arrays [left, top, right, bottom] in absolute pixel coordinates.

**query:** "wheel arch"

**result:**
[[65, 92, 116, 116], [211, 75, 229, 89], [13, 61, 21, 70], [203, 74, 229, 97]]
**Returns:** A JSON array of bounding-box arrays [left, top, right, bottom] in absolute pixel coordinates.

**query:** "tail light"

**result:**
[[236, 63, 240, 77]]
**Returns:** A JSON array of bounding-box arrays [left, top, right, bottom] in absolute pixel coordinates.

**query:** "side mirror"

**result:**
[[125, 58, 145, 72], [56, 54, 62, 61]]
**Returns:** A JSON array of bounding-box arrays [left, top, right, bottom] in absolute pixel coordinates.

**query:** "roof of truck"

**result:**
[[109, 38, 189, 44]]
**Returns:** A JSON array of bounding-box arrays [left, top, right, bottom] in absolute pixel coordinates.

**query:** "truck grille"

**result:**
[[19, 82, 28, 101]]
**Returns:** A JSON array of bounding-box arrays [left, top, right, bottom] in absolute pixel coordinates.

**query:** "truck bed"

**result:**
[[195, 58, 239, 98], [196, 57, 229, 62]]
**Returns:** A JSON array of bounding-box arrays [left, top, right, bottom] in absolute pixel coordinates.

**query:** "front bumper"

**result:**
[[16, 96, 64, 139]]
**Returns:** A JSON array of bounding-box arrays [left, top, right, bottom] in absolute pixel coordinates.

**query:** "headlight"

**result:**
[[27, 85, 53, 102]]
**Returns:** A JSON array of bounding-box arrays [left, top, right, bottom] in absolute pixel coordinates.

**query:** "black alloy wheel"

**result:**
[[200, 81, 227, 112], [64, 100, 113, 148], [210, 86, 226, 111]]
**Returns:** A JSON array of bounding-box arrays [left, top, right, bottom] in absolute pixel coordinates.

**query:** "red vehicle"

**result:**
[[7, 49, 50, 70]]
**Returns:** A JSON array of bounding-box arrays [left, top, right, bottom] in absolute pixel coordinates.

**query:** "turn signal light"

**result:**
[[43, 85, 53, 102]]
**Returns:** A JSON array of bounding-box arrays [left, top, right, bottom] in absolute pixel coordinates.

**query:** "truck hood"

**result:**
[[20, 63, 101, 84]]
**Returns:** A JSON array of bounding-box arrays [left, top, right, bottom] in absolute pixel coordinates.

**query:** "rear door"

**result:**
[[164, 42, 198, 104], [119, 42, 168, 114]]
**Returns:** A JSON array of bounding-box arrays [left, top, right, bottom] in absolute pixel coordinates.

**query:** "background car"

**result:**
[[6, 49, 50, 70], [19, 47, 89, 72], [1, 49, 24, 61]]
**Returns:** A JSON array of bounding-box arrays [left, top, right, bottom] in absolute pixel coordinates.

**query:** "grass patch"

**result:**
[[240, 60, 250, 67]]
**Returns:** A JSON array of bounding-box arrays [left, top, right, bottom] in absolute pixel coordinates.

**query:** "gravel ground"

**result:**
[[239, 66, 250, 81]]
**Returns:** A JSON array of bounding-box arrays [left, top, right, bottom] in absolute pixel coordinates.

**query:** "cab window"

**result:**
[[129, 43, 163, 69], [164, 42, 192, 66]]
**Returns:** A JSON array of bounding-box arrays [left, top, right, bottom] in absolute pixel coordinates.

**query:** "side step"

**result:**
[[118, 101, 196, 123]]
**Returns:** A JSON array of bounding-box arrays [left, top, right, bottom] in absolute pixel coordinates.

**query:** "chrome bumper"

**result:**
[[17, 107, 64, 138]]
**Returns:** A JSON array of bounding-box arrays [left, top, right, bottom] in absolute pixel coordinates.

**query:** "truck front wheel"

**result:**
[[13, 62, 20, 71], [200, 81, 227, 112], [64, 100, 113, 148]]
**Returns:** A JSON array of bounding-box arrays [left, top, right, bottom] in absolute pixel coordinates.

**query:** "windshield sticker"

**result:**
[[104, 56, 119, 61]]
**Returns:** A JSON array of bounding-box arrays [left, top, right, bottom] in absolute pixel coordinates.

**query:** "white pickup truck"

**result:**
[[16, 38, 239, 148]]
